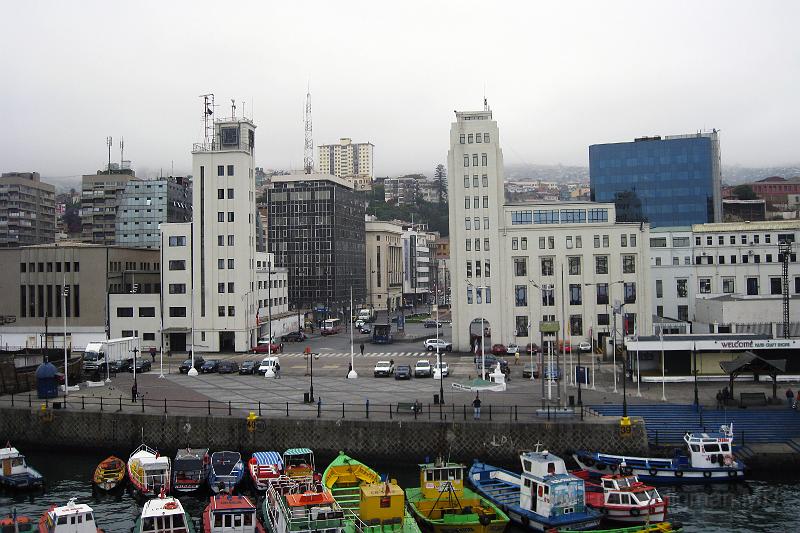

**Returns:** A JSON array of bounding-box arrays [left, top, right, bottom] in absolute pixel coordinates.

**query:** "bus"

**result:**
[[321, 318, 342, 336], [371, 324, 393, 344]]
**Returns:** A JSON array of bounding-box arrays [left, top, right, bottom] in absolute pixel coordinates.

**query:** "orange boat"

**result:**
[[0, 513, 36, 532], [92, 456, 126, 491]]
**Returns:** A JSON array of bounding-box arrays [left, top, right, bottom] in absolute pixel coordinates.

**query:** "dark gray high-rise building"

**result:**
[[267, 174, 366, 314], [0, 172, 56, 247]]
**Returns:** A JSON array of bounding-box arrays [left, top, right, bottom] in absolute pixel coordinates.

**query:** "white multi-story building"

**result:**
[[365, 218, 403, 312], [448, 106, 652, 354], [317, 138, 374, 191], [109, 114, 290, 353], [401, 225, 435, 307], [650, 220, 800, 334]]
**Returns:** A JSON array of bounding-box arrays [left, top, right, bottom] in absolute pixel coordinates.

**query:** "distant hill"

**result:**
[[504, 163, 589, 183], [721, 165, 800, 185]]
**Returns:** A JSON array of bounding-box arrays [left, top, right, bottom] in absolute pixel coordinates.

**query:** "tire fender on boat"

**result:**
[[479, 514, 491, 526], [595, 462, 606, 471], [630, 508, 641, 516], [521, 515, 530, 527], [703, 471, 712, 478], [583, 457, 595, 467], [648, 468, 658, 476], [728, 470, 737, 477], [674, 470, 683, 477]]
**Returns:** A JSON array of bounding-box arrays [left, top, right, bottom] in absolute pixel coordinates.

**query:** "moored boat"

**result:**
[[0, 511, 35, 533], [469, 450, 601, 532], [38, 498, 103, 533], [322, 451, 422, 533], [573, 424, 745, 484], [262, 477, 347, 533], [92, 456, 126, 491], [0, 445, 44, 490], [406, 459, 509, 533], [173, 448, 210, 493], [133, 493, 195, 533], [553, 522, 682, 533], [202, 494, 266, 533], [248, 451, 283, 491], [209, 451, 244, 494], [582, 471, 668, 524], [283, 448, 321, 482], [127, 444, 171, 497]]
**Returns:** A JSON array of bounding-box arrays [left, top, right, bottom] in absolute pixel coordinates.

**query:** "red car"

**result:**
[[491, 344, 507, 355], [253, 341, 282, 354]]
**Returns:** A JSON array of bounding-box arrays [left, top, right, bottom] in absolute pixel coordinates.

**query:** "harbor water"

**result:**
[[1, 450, 797, 532]]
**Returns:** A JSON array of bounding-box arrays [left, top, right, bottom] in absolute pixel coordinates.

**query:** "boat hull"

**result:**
[[0, 473, 44, 490], [406, 487, 509, 533], [92, 456, 126, 492], [573, 453, 745, 485]]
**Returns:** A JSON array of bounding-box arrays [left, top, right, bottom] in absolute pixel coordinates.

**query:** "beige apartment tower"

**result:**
[[0, 172, 56, 247], [317, 138, 374, 191]]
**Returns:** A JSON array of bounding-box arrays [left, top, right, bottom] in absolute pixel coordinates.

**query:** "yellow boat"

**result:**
[[92, 455, 126, 491], [323, 451, 422, 533], [405, 459, 509, 533]]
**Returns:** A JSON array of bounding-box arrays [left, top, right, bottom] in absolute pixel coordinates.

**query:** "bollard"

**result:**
[[366, 399, 369, 419], [258, 401, 262, 417], [119, 396, 122, 412], [228, 401, 232, 416], [414, 405, 418, 420], [389, 404, 393, 420], [164, 398, 168, 414], [286, 402, 289, 417], [489, 405, 492, 421], [580, 404, 584, 421], [515, 405, 518, 421], [28, 394, 32, 407], [10, 393, 13, 407], [82, 396, 85, 410], [317, 399, 321, 418], [463, 404, 466, 421], [547, 404, 551, 421], [208, 400, 211, 415], [100, 396, 103, 412], [509, 406, 512, 422], [141, 396, 145, 413], [342, 402, 345, 418], [428, 404, 431, 420]]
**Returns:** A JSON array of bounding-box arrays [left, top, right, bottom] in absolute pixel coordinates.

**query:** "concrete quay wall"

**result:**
[[0, 407, 647, 462]]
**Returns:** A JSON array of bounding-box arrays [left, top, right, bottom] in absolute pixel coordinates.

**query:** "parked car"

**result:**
[[178, 357, 205, 374], [541, 364, 562, 380], [414, 360, 432, 378], [525, 343, 540, 354], [239, 360, 257, 375], [424, 338, 452, 352], [394, 365, 412, 380], [434, 361, 450, 377], [355, 319, 366, 329], [506, 344, 520, 355], [373, 360, 394, 377], [423, 319, 442, 328], [475, 354, 509, 372], [254, 340, 282, 354], [200, 360, 220, 373], [109, 358, 133, 374], [579, 341, 592, 353], [257, 357, 280, 375], [359, 324, 372, 334], [218, 360, 239, 374], [522, 363, 538, 379], [281, 331, 307, 342], [491, 344, 508, 355], [131, 359, 151, 373]]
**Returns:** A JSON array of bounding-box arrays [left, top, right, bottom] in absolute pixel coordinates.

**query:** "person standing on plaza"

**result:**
[[275, 362, 281, 379], [149, 346, 156, 362], [360, 343, 365, 356], [472, 393, 482, 420], [715, 390, 724, 410], [786, 387, 794, 408], [514, 351, 520, 365]]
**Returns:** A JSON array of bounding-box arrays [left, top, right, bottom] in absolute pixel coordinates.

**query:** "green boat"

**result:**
[[558, 522, 682, 533], [322, 451, 422, 533], [405, 460, 509, 533]]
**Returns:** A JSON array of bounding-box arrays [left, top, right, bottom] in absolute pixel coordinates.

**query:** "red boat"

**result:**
[[248, 452, 283, 491], [579, 471, 668, 524], [203, 494, 265, 533]]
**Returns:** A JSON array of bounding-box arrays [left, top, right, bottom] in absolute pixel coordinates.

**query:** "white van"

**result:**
[[257, 357, 280, 376]]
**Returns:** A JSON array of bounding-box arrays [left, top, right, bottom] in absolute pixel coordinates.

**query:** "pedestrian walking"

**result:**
[[715, 390, 724, 410], [150, 346, 156, 362], [472, 393, 482, 420], [514, 352, 520, 365], [275, 362, 281, 379], [786, 388, 794, 408], [360, 343, 365, 356], [131, 382, 138, 403]]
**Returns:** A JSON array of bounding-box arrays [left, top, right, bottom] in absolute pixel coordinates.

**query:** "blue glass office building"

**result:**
[[589, 132, 721, 228]]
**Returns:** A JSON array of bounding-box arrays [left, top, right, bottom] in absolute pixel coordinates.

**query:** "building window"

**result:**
[[466, 261, 472, 278], [116, 307, 134, 317], [655, 257, 662, 266], [483, 217, 489, 230], [542, 284, 555, 306], [169, 307, 187, 317], [481, 153, 487, 166], [475, 287, 482, 304], [595, 256, 608, 275], [484, 133, 490, 143], [474, 239, 481, 251], [594, 235, 600, 248], [218, 235, 224, 246], [569, 284, 582, 305], [228, 212, 234, 222], [218, 188, 224, 199], [770, 277, 783, 295], [464, 176, 469, 188], [475, 260, 482, 277], [227, 165, 234, 176], [228, 259, 235, 269], [485, 286, 491, 303], [139, 307, 156, 317], [677, 305, 689, 321], [459, 134, 465, 144], [467, 286, 473, 304], [568, 256, 581, 275], [521, 237, 527, 250], [548, 236, 555, 249], [20, 263, 25, 273], [482, 196, 488, 208], [482, 174, 488, 187], [515, 285, 527, 306], [218, 259, 225, 269], [464, 155, 469, 167], [228, 235, 234, 246], [596, 283, 609, 304], [570, 315, 583, 336], [473, 154, 479, 166], [466, 239, 471, 251], [218, 283, 225, 293], [598, 313, 610, 326], [746, 277, 759, 295], [218, 306, 225, 317], [514, 257, 527, 276], [217, 165, 224, 176], [677, 279, 688, 298], [516, 316, 529, 337], [168, 260, 186, 270], [766, 254, 773, 263], [602, 235, 609, 248], [168, 236, 186, 246], [722, 277, 735, 293], [512, 238, 518, 250], [484, 238, 490, 251], [699, 278, 711, 294], [473, 196, 479, 209], [541, 257, 554, 276], [169, 283, 186, 294], [656, 280, 663, 298], [539, 237, 546, 249], [656, 305, 664, 317], [465, 197, 470, 209], [218, 212, 224, 222], [624, 282, 636, 304], [468, 133, 474, 143], [228, 306, 235, 316], [622, 255, 636, 274], [465, 218, 471, 230], [485, 260, 491, 278], [227, 188, 234, 199]]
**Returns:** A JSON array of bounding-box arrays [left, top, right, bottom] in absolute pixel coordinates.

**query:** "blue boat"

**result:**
[[209, 451, 245, 494], [0, 445, 44, 490], [469, 449, 601, 532], [573, 424, 746, 484]]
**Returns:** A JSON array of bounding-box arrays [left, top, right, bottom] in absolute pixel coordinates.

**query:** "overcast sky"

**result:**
[[1, 1, 798, 182]]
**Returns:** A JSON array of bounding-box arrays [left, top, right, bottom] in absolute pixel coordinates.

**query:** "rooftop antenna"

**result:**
[[200, 93, 215, 147], [106, 136, 113, 172], [120, 137, 125, 168], [304, 84, 314, 174], [231, 99, 236, 119]]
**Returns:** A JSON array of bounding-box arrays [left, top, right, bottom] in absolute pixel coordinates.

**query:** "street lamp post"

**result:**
[[62, 279, 69, 407], [309, 352, 317, 402], [348, 286, 357, 379], [693, 341, 699, 410]]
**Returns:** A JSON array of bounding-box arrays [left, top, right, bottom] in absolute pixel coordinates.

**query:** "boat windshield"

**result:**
[[212, 512, 254, 528], [174, 458, 202, 471]]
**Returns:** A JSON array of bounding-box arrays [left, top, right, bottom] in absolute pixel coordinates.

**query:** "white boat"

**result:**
[[583, 471, 668, 524], [38, 498, 103, 533], [133, 494, 194, 533], [262, 477, 347, 533], [574, 424, 745, 484], [0, 445, 44, 490], [128, 444, 171, 496]]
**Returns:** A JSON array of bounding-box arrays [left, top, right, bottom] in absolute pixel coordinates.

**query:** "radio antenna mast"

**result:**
[[200, 93, 215, 147], [106, 136, 113, 171], [120, 137, 125, 167], [304, 85, 313, 174]]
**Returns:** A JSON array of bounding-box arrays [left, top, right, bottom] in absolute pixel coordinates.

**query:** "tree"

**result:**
[[434, 164, 447, 206], [732, 184, 758, 200]]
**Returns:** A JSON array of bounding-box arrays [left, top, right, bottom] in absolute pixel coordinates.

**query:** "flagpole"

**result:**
[[348, 286, 357, 379], [660, 329, 666, 402]]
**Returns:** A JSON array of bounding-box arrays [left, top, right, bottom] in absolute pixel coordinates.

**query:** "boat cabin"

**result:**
[[140, 497, 189, 533], [418, 461, 465, 500], [599, 474, 662, 507], [173, 448, 209, 490], [273, 489, 346, 533], [683, 425, 736, 468], [40, 499, 99, 533], [283, 448, 315, 478], [358, 482, 405, 525], [135, 456, 171, 492], [206, 494, 259, 532], [250, 451, 283, 489], [518, 451, 587, 519]]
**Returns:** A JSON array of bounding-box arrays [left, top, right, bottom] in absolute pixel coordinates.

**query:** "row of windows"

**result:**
[[20, 261, 80, 273], [19, 284, 80, 318], [686, 252, 797, 266], [217, 165, 235, 177], [258, 279, 286, 289], [465, 238, 491, 252], [465, 285, 492, 304], [168, 236, 186, 246], [464, 174, 489, 188], [513, 282, 636, 306], [463, 154, 489, 167], [510, 208, 609, 226], [513, 312, 628, 336], [464, 217, 490, 231], [217, 188, 235, 200], [459, 133, 491, 144], [116, 307, 156, 317], [218, 235, 235, 246], [651, 233, 796, 248], [660, 276, 800, 299], [512, 255, 637, 276], [218, 212, 235, 222], [464, 196, 490, 209], [466, 260, 491, 278]]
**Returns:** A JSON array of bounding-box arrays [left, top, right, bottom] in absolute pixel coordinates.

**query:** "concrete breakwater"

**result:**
[[0, 407, 648, 462]]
